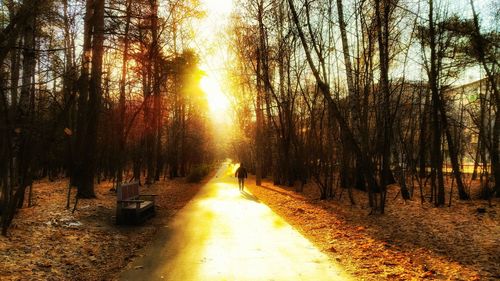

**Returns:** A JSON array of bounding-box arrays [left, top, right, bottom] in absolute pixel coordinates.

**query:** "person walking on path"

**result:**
[[235, 163, 248, 191]]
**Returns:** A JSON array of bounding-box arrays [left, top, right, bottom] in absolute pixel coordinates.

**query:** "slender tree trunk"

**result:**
[[152, 0, 162, 182], [73, 0, 92, 191], [428, 0, 445, 206], [0, 64, 13, 234], [335, 0, 355, 97], [375, 0, 395, 191], [9, 44, 20, 115], [255, 0, 267, 186], [62, 0, 77, 187], [493, 111, 500, 196], [441, 114, 469, 199], [419, 90, 429, 178], [288, 0, 381, 211], [255, 45, 263, 186], [80, 0, 104, 198], [117, 0, 132, 185], [469, 0, 500, 196]]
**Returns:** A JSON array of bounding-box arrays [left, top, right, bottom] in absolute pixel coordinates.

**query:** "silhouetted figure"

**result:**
[[235, 164, 248, 191]]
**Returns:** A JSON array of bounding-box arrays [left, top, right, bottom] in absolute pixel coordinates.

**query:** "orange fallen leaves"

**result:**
[[0, 176, 207, 280]]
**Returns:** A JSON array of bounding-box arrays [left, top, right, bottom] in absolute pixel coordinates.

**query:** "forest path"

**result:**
[[119, 161, 350, 281]]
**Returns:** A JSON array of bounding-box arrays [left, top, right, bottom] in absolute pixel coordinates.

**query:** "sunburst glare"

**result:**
[[200, 75, 230, 123]]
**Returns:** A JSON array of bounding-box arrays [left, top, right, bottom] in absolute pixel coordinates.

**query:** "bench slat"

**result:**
[[116, 181, 156, 224], [122, 201, 154, 210]]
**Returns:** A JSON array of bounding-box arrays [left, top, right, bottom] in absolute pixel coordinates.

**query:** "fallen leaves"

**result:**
[[0, 176, 207, 280]]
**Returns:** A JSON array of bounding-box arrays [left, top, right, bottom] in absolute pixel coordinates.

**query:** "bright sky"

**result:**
[[193, 0, 496, 112], [195, 0, 234, 125]]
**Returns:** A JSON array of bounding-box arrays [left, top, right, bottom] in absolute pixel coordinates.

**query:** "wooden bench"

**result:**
[[116, 182, 157, 225]]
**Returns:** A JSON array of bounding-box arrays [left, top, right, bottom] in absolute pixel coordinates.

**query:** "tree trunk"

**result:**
[[254, 0, 268, 186], [152, 0, 162, 182], [81, 0, 104, 198], [62, 0, 76, 185], [419, 91, 429, 178], [72, 0, 92, 191], [428, 0, 445, 206], [492, 107, 500, 196], [74, 0, 104, 198], [441, 114, 469, 200], [255, 45, 263, 186], [375, 0, 395, 190], [117, 0, 132, 185]]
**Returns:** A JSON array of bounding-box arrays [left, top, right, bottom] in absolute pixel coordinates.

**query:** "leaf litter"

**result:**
[[0, 176, 207, 281]]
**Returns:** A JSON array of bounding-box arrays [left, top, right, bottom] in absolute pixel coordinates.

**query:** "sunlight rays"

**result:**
[[194, 0, 235, 125], [200, 74, 231, 123]]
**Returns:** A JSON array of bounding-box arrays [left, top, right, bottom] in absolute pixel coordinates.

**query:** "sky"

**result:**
[[190, 0, 497, 121], [193, 0, 235, 125], [423, 0, 497, 84]]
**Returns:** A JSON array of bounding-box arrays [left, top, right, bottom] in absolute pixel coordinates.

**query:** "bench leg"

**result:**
[[135, 211, 141, 224], [116, 208, 123, 225]]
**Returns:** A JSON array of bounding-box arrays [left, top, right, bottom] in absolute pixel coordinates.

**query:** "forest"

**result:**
[[0, 0, 498, 279], [227, 0, 498, 210], [0, 0, 217, 234]]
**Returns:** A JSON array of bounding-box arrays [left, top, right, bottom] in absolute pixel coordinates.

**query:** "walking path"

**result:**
[[120, 162, 350, 281]]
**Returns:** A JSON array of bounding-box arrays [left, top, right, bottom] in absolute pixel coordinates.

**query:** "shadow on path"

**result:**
[[240, 190, 260, 203]]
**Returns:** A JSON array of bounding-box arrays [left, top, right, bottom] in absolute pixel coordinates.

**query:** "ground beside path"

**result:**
[[0, 175, 207, 281], [246, 177, 500, 280], [119, 162, 350, 281]]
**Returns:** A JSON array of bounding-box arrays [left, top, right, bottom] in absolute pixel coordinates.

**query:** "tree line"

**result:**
[[228, 0, 498, 213], [0, 0, 498, 234], [0, 0, 214, 234]]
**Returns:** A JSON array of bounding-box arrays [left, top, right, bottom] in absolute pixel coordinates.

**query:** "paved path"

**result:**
[[120, 162, 350, 281]]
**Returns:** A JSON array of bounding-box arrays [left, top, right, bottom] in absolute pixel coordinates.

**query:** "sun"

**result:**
[[200, 75, 231, 123], [195, 0, 234, 124]]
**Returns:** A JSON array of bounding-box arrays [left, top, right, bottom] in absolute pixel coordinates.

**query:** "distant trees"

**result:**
[[229, 0, 498, 213], [0, 0, 497, 234]]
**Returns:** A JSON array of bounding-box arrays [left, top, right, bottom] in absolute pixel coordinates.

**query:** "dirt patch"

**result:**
[[247, 177, 499, 281], [0, 175, 210, 281]]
